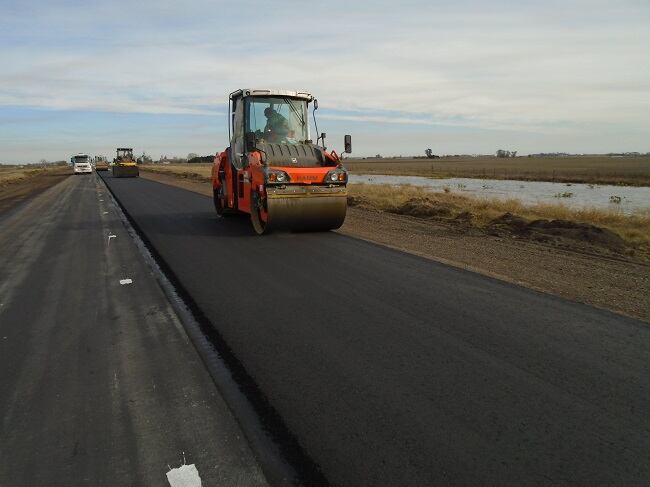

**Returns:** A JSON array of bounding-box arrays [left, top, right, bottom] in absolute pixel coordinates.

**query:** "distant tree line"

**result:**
[[496, 149, 517, 158], [605, 152, 650, 157], [425, 148, 440, 159], [37, 159, 69, 166], [187, 155, 214, 164], [149, 153, 214, 164]]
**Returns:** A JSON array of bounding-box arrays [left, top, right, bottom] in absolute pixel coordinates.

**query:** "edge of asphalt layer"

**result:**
[[97, 173, 329, 487]]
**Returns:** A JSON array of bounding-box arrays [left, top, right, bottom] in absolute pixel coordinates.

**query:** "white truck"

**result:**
[[71, 153, 93, 174]]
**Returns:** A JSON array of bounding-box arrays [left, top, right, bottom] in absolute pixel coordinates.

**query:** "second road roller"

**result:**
[[112, 148, 139, 178], [212, 89, 352, 234]]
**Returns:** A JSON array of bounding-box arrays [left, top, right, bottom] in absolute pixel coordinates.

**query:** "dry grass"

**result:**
[[348, 183, 650, 255], [344, 156, 650, 186], [0, 167, 57, 186]]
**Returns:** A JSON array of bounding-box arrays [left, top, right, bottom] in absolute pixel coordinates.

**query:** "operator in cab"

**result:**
[[263, 107, 290, 143]]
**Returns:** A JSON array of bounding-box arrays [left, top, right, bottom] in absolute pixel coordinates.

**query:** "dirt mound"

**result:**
[[488, 212, 528, 233], [388, 198, 451, 218], [347, 195, 371, 208], [455, 211, 474, 222], [488, 212, 626, 253], [528, 219, 626, 250], [180, 172, 211, 182]]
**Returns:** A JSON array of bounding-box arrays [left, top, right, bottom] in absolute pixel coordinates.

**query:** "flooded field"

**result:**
[[349, 174, 650, 214], [345, 156, 650, 187]]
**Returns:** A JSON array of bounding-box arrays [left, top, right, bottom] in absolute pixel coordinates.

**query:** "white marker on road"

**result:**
[[108, 234, 117, 245], [167, 464, 202, 487], [119, 278, 133, 285], [167, 453, 202, 487]]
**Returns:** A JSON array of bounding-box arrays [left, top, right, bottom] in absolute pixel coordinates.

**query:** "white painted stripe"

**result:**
[[119, 278, 133, 285], [166, 464, 202, 487]]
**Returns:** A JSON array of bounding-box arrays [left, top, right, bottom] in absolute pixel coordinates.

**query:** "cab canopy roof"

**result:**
[[230, 89, 313, 101], [117, 148, 133, 151]]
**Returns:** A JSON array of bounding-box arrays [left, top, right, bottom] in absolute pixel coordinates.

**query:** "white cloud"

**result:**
[[1, 0, 649, 160]]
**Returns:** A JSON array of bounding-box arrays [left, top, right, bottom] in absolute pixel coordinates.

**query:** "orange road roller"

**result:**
[[212, 89, 351, 234]]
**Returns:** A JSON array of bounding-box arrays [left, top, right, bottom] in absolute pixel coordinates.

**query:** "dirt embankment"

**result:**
[[0, 167, 70, 214], [348, 183, 650, 261], [486, 212, 626, 253], [140, 170, 650, 322], [366, 196, 639, 260]]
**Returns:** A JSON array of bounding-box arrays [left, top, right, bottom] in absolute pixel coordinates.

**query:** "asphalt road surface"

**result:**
[[0, 174, 268, 486], [99, 172, 650, 487]]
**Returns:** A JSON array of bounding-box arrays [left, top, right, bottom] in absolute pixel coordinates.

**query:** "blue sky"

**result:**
[[1, 0, 649, 163]]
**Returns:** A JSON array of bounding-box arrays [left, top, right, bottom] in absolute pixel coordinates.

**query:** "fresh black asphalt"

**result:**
[[100, 172, 650, 487]]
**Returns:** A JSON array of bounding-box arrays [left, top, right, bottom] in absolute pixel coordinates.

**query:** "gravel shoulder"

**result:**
[[140, 171, 650, 322]]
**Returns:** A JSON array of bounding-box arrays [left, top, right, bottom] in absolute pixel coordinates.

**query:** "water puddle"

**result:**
[[349, 174, 650, 214]]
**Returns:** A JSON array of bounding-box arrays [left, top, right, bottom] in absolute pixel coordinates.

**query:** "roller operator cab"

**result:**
[[72, 154, 92, 174], [212, 89, 352, 234]]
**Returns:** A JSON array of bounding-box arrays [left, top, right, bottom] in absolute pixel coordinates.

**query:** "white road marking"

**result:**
[[103, 212, 109, 215], [119, 278, 133, 285], [108, 234, 117, 245], [167, 463, 202, 487]]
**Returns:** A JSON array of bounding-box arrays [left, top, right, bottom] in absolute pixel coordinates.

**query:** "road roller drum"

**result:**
[[252, 186, 347, 234]]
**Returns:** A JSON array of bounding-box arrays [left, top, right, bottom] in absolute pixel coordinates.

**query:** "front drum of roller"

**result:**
[[265, 193, 347, 232]]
